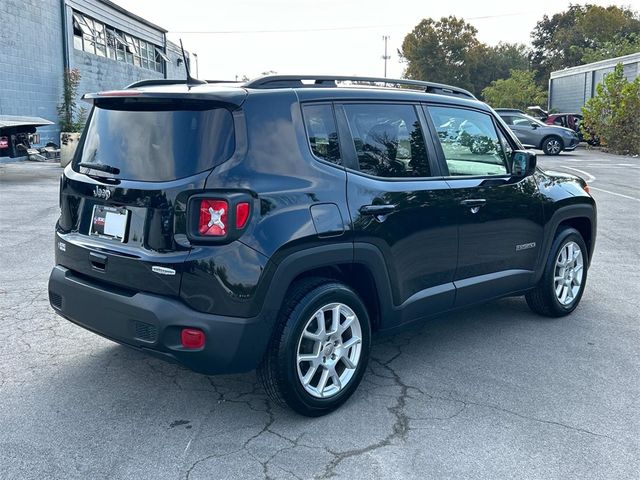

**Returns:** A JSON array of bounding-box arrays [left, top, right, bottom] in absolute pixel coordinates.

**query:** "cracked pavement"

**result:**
[[0, 150, 638, 479]]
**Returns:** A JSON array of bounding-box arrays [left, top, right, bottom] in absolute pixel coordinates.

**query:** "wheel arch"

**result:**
[[535, 204, 597, 282], [258, 243, 395, 333], [541, 134, 564, 151]]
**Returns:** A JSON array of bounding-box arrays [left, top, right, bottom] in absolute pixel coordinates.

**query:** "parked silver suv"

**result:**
[[495, 108, 580, 156]]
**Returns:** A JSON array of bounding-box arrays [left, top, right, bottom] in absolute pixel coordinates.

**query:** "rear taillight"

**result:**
[[236, 202, 250, 229], [198, 199, 228, 236], [188, 194, 252, 243], [583, 183, 590, 194]]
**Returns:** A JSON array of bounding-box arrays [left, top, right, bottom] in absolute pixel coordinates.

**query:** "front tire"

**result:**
[[258, 278, 371, 416], [542, 136, 563, 155], [526, 228, 588, 317]]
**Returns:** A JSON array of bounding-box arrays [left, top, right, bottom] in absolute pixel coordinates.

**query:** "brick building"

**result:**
[[0, 0, 189, 148]]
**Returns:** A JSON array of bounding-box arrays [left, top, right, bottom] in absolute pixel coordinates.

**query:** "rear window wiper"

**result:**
[[78, 162, 120, 175]]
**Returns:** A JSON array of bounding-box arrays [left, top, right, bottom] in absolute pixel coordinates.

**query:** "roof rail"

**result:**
[[126, 79, 242, 89], [126, 79, 193, 89], [243, 75, 476, 99]]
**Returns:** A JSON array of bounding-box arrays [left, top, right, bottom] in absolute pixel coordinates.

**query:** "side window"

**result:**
[[302, 104, 341, 165], [500, 115, 514, 126], [428, 106, 509, 177], [512, 116, 532, 126], [342, 104, 430, 178]]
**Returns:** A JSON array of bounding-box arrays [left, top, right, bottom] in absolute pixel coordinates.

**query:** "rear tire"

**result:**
[[542, 136, 563, 156], [258, 278, 371, 416], [526, 228, 588, 317]]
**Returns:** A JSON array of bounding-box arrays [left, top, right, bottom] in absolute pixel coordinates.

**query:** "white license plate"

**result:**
[[89, 205, 129, 242]]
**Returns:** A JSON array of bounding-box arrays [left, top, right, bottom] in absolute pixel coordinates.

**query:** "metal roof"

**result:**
[[0, 116, 54, 129], [550, 52, 640, 79]]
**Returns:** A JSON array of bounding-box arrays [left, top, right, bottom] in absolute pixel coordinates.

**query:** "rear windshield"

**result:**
[[74, 100, 235, 182]]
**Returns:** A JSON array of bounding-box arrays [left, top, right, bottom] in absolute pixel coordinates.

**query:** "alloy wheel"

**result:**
[[295, 303, 363, 398], [554, 241, 584, 306]]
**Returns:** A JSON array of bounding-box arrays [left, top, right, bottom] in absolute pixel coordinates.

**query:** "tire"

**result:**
[[525, 227, 588, 317], [542, 136, 563, 156], [258, 278, 371, 416]]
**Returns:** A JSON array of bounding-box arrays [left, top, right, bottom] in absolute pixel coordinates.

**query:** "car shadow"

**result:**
[[49, 295, 544, 412]]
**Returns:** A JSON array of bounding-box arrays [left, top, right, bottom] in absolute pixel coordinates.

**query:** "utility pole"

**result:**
[[382, 36, 390, 78]]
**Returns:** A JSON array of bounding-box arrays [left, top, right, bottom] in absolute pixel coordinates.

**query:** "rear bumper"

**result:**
[[48, 265, 273, 375], [564, 138, 579, 151]]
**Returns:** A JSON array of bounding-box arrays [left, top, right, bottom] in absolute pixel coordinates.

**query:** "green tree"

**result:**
[[57, 68, 86, 133], [481, 70, 547, 110], [582, 63, 640, 155], [581, 33, 640, 63], [400, 17, 530, 96], [530, 4, 640, 85], [400, 16, 481, 93]]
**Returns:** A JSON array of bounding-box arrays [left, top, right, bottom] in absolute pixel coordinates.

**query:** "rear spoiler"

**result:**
[[82, 88, 247, 108]]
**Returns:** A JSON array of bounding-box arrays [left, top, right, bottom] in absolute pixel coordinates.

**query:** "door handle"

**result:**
[[359, 204, 397, 216], [89, 251, 107, 271], [460, 199, 487, 208]]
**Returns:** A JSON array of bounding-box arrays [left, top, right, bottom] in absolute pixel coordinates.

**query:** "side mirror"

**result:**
[[531, 123, 539, 129], [511, 150, 537, 177]]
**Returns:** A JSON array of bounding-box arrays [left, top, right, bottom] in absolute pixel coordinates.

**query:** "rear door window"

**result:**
[[342, 103, 431, 178], [302, 104, 341, 164], [74, 99, 235, 182]]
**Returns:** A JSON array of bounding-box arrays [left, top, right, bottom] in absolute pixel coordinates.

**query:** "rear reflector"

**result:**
[[181, 328, 205, 349], [198, 199, 228, 236], [236, 202, 250, 229]]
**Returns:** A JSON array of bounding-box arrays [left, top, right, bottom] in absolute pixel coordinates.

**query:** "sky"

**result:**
[[113, 0, 640, 80]]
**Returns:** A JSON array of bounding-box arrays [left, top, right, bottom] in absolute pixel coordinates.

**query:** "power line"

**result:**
[[168, 13, 530, 35]]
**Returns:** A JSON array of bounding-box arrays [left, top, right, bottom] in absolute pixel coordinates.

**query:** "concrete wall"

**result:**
[[0, 0, 65, 146], [0, 0, 187, 149], [549, 53, 640, 113]]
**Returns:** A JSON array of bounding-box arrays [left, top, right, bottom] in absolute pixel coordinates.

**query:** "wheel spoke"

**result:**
[[316, 311, 326, 337], [341, 355, 356, 369], [301, 365, 317, 386], [331, 371, 342, 390], [303, 329, 323, 342], [342, 337, 361, 351], [329, 305, 341, 335], [298, 353, 319, 364], [555, 283, 564, 296], [340, 315, 355, 334], [565, 286, 574, 302], [317, 368, 330, 395]]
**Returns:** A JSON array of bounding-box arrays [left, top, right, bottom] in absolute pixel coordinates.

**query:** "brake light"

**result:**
[[0, 136, 8, 149], [181, 328, 205, 349], [583, 183, 590, 194], [198, 200, 228, 236], [236, 202, 250, 229]]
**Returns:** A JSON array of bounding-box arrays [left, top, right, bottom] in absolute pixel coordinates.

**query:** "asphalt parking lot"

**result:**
[[0, 147, 638, 480]]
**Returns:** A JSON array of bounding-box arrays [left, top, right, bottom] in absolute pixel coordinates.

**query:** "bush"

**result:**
[[57, 68, 87, 133], [481, 70, 547, 111], [582, 63, 640, 155]]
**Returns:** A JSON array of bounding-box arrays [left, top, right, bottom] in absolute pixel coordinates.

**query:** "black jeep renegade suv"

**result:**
[[49, 75, 596, 416]]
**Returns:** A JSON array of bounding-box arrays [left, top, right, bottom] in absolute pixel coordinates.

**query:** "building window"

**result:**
[[72, 11, 165, 74]]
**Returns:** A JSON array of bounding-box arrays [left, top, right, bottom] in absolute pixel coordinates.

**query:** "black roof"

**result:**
[[126, 75, 478, 101]]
